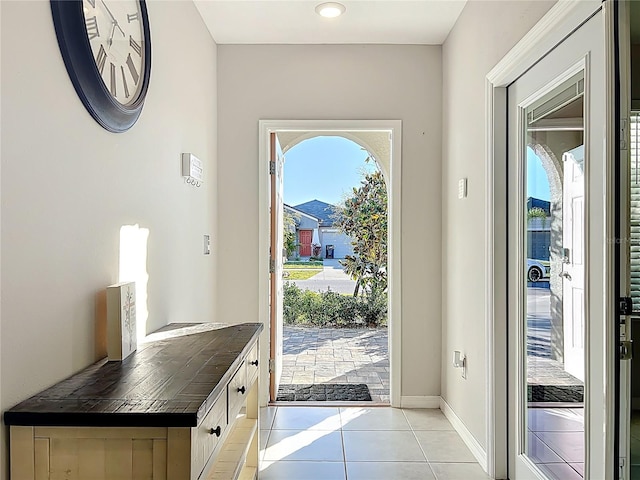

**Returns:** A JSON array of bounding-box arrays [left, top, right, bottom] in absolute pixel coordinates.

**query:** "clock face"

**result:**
[[51, 0, 151, 132], [82, 0, 145, 106]]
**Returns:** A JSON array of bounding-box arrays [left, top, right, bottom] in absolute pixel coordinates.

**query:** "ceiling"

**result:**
[[193, 1, 467, 45]]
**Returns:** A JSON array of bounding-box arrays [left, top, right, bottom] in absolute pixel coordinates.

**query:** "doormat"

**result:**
[[527, 384, 584, 403], [277, 384, 372, 402]]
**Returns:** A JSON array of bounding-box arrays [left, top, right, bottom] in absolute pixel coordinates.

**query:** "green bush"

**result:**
[[285, 260, 324, 267], [283, 282, 387, 328]]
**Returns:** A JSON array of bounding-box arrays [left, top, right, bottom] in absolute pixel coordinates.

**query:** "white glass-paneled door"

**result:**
[[506, 5, 611, 479]]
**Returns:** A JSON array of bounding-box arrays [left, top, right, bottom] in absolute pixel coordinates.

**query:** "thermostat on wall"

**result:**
[[182, 153, 204, 183]]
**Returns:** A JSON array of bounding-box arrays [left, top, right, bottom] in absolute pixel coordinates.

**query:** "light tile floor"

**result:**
[[527, 407, 584, 480], [259, 406, 490, 480]]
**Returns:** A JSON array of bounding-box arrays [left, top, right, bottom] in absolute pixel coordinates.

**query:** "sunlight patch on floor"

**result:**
[[260, 408, 367, 470]]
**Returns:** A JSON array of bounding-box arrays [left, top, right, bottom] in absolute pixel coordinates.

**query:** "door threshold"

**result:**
[[528, 402, 584, 409]]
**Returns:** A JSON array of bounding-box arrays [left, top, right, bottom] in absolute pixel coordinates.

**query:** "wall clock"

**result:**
[[51, 0, 151, 133]]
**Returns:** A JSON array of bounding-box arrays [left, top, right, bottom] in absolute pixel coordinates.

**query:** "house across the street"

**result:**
[[527, 197, 551, 261], [285, 200, 354, 260]]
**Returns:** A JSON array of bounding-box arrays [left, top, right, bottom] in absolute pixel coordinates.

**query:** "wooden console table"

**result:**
[[4, 322, 263, 480]]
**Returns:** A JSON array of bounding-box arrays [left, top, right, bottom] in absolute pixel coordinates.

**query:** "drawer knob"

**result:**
[[209, 426, 221, 437], [250, 360, 259, 366], [237, 386, 246, 395]]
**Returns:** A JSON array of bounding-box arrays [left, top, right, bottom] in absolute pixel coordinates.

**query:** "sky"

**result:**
[[283, 137, 550, 206], [283, 136, 378, 207], [527, 146, 550, 201]]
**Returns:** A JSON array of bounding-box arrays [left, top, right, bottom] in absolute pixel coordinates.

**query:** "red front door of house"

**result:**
[[299, 230, 312, 256]]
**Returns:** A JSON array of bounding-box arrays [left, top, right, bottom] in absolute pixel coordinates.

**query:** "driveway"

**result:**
[[289, 258, 357, 294], [525, 287, 583, 386]]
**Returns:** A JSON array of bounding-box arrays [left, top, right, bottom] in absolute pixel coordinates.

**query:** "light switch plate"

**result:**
[[458, 178, 467, 199]]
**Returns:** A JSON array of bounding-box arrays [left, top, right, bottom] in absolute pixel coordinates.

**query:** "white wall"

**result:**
[[441, 0, 556, 450], [217, 45, 442, 398], [0, 1, 217, 476], [320, 230, 353, 259]]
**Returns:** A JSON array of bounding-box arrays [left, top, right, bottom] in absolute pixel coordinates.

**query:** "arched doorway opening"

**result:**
[[278, 135, 388, 403], [258, 120, 402, 407]]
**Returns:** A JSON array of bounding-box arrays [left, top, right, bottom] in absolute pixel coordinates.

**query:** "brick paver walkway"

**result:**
[[281, 326, 389, 403]]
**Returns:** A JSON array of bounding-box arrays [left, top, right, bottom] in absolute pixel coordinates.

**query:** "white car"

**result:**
[[527, 258, 550, 282]]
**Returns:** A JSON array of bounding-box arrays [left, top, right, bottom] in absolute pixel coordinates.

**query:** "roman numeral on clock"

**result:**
[[127, 12, 139, 23], [121, 66, 130, 99], [96, 45, 107, 75], [110, 63, 117, 97], [126, 54, 140, 85], [86, 0, 96, 8], [130, 36, 142, 57], [85, 16, 100, 40]]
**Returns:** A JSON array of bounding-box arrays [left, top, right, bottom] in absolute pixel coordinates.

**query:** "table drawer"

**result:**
[[228, 364, 248, 421], [192, 391, 227, 478], [246, 343, 259, 388]]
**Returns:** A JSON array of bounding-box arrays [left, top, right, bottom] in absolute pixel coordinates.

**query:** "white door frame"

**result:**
[[258, 119, 402, 407], [485, 1, 614, 478]]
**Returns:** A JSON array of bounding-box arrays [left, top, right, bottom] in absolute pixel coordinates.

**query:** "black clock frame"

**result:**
[[50, 0, 151, 133]]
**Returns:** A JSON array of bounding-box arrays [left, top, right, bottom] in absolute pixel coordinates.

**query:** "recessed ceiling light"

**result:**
[[315, 2, 346, 18]]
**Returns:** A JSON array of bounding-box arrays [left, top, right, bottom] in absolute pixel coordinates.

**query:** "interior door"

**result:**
[[507, 4, 610, 479], [562, 146, 585, 382], [269, 132, 285, 402]]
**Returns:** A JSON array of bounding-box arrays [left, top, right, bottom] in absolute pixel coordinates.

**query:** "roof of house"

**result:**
[[284, 204, 319, 222], [293, 200, 337, 226]]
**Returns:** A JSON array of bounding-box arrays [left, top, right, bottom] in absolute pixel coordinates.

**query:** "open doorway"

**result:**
[[258, 120, 402, 408], [279, 136, 388, 403]]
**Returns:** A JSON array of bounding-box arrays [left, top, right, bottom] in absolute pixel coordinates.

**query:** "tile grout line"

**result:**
[[531, 429, 583, 478], [340, 407, 349, 480], [261, 406, 276, 467], [402, 409, 440, 479]]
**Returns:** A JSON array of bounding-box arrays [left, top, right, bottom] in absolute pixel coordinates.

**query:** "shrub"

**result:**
[[285, 260, 323, 267], [283, 282, 387, 328], [358, 292, 388, 327]]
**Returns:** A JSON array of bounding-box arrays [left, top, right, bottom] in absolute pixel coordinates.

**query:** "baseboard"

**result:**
[[440, 398, 488, 472], [400, 396, 441, 409]]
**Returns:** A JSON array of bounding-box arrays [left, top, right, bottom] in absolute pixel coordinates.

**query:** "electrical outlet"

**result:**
[[453, 350, 466, 379]]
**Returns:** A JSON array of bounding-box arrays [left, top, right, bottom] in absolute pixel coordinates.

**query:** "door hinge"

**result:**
[[621, 117, 629, 150], [620, 340, 634, 360], [620, 457, 626, 480], [620, 297, 633, 316], [269, 258, 275, 273], [269, 358, 275, 373], [269, 161, 276, 175]]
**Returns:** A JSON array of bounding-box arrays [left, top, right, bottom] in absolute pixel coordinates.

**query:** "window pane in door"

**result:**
[[523, 72, 585, 479]]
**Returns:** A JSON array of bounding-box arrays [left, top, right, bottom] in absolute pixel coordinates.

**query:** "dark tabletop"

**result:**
[[4, 323, 263, 428]]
